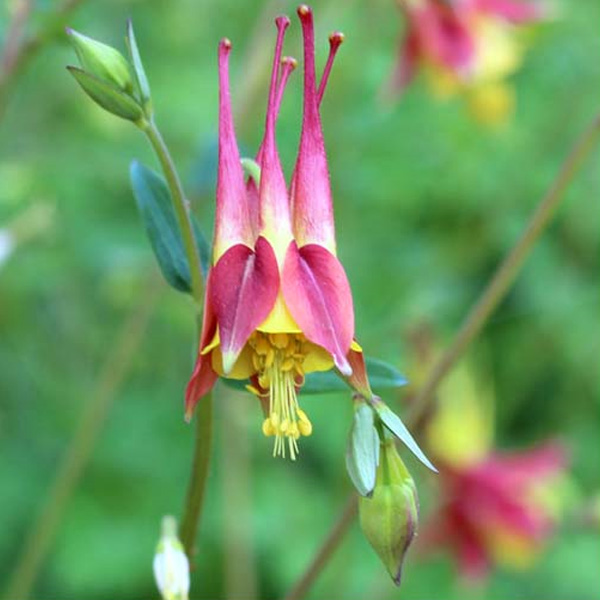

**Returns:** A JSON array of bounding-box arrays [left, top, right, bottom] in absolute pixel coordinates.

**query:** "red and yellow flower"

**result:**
[[392, 0, 545, 123], [417, 358, 568, 578], [185, 6, 365, 459]]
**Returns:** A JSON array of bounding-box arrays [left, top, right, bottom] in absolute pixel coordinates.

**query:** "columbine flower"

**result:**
[[428, 442, 567, 578], [418, 359, 568, 578], [185, 6, 365, 459], [391, 0, 545, 123]]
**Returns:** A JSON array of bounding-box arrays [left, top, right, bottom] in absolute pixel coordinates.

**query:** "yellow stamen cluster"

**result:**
[[248, 331, 313, 460]]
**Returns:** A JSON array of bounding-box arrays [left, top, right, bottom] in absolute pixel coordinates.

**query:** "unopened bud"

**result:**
[[153, 516, 190, 600], [359, 440, 419, 585], [0, 230, 15, 267], [67, 29, 133, 93]]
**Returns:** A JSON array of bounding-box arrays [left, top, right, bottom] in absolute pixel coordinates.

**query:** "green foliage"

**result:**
[[125, 20, 152, 114], [346, 402, 379, 496], [130, 160, 210, 293], [373, 400, 437, 472]]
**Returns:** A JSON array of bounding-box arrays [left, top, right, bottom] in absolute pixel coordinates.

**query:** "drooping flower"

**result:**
[[415, 355, 569, 579], [185, 6, 365, 459], [439, 443, 567, 578], [391, 0, 545, 123]]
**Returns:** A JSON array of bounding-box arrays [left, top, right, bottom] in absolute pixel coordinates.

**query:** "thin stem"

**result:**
[[407, 110, 600, 430], [222, 392, 258, 600], [142, 118, 212, 562], [179, 392, 214, 561], [283, 496, 358, 600], [281, 110, 600, 600], [0, 0, 34, 77], [2, 281, 160, 600], [141, 118, 204, 306]]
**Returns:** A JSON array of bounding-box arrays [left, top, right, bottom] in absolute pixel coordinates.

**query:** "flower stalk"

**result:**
[[179, 392, 214, 561], [140, 118, 205, 306]]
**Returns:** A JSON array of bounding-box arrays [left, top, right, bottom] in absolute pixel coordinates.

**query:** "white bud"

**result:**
[[0, 230, 15, 268], [153, 516, 190, 600]]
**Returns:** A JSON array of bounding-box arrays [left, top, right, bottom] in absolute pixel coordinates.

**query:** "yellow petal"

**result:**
[[467, 82, 514, 125], [211, 344, 254, 379], [302, 340, 334, 373], [485, 525, 538, 570], [426, 361, 493, 467], [350, 339, 362, 352], [472, 17, 523, 83], [201, 329, 220, 356], [257, 292, 301, 334]]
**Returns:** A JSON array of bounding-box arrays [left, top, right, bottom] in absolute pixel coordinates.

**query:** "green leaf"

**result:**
[[373, 401, 437, 472], [346, 403, 380, 497], [359, 357, 407, 390], [304, 357, 406, 395], [67, 66, 142, 121], [125, 20, 152, 114], [222, 357, 406, 395], [130, 161, 210, 293]]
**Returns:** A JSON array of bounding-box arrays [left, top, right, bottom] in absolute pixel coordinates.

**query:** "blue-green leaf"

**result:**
[[373, 401, 437, 472], [130, 161, 210, 293], [346, 403, 380, 496], [125, 20, 152, 113], [303, 357, 406, 394], [222, 357, 406, 396]]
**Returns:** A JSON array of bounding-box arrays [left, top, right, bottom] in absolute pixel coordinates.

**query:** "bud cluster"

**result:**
[[66, 21, 152, 123]]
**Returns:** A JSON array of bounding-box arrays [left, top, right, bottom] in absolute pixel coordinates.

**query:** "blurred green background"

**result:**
[[1, 0, 599, 598]]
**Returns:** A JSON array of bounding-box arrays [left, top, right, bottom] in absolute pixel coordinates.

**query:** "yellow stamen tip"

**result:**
[[262, 418, 275, 437], [251, 331, 315, 459], [298, 420, 312, 437], [270, 333, 289, 349]]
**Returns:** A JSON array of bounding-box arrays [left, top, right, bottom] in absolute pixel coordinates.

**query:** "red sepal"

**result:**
[[210, 237, 280, 373], [282, 242, 354, 375]]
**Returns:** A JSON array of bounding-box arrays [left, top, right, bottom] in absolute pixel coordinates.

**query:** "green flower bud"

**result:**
[[67, 66, 143, 121], [359, 440, 419, 585], [66, 29, 133, 93]]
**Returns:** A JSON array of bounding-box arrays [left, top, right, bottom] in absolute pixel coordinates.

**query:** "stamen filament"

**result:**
[[251, 331, 313, 460]]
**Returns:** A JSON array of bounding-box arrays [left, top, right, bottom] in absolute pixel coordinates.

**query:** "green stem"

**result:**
[[179, 392, 214, 561], [406, 110, 600, 431], [140, 109, 211, 570], [2, 283, 160, 600], [283, 495, 358, 600], [141, 118, 204, 306], [280, 110, 600, 600]]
